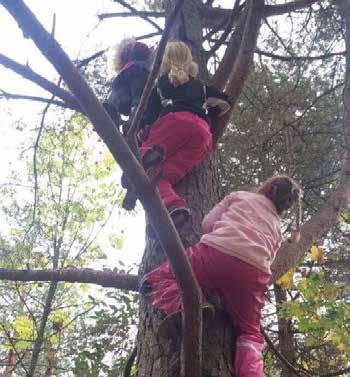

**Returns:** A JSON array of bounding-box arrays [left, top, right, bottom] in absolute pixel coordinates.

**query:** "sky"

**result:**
[[0, 0, 161, 269]]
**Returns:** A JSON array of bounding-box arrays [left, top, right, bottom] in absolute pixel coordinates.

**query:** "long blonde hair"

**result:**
[[160, 41, 198, 86]]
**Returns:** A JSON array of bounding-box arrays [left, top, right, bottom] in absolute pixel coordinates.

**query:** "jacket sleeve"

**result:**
[[129, 67, 149, 109], [205, 85, 232, 118], [139, 86, 162, 130], [202, 192, 238, 234]]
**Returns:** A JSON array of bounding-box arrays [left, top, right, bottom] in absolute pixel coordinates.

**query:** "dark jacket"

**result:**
[[103, 61, 149, 133], [140, 74, 231, 131]]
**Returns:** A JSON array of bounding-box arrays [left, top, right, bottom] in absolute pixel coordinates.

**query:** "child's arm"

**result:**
[[205, 86, 232, 118], [202, 193, 238, 234]]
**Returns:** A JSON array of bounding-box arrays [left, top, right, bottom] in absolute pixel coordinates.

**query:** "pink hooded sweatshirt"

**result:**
[[200, 191, 282, 274]]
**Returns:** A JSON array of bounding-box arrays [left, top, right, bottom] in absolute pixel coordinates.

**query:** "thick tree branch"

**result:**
[[264, 0, 320, 17], [211, 4, 249, 89], [0, 2, 202, 377], [271, 0, 350, 281], [0, 53, 82, 112], [0, 268, 139, 291], [98, 11, 165, 20], [212, 0, 264, 144]]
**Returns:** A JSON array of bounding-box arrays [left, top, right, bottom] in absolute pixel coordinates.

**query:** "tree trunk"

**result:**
[[136, 2, 250, 376], [137, 152, 235, 377], [4, 349, 16, 377], [274, 285, 296, 377]]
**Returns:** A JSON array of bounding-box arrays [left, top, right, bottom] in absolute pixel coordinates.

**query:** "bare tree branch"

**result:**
[[262, 328, 312, 377], [271, 0, 350, 280], [98, 11, 165, 20], [255, 48, 346, 61], [0, 53, 82, 112], [27, 282, 57, 377], [113, 0, 163, 32], [212, 0, 264, 144], [0, 268, 139, 291], [264, 0, 320, 17], [206, 0, 242, 57], [0, 1, 202, 377], [211, 4, 249, 89], [0, 90, 69, 109]]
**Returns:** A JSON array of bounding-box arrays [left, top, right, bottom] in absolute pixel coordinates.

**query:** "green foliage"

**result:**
[[0, 112, 137, 376]]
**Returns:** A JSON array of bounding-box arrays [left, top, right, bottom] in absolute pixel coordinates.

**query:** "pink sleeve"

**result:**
[[202, 193, 238, 234]]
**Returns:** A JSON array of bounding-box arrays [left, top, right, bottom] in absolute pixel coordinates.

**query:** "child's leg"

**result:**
[[217, 262, 269, 377], [140, 112, 212, 210], [143, 243, 215, 315]]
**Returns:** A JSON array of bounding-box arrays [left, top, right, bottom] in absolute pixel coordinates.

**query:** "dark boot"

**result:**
[[122, 190, 138, 211], [142, 145, 165, 172]]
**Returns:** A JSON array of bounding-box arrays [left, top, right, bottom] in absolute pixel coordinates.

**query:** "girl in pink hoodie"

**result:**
[[140, 175, 302, 377]]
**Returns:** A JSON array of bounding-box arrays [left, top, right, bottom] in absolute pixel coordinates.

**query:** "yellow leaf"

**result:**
[[338, 212, 349, 223], [276, 269, 294, 289], [310, 245, 324, 263]]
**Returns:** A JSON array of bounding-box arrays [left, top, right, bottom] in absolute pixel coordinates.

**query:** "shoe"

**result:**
[[139, 278, 152, 296], [157, 303, 215, 339], [121, 173, 130, 189], [168, 207, 191, 228], [122, 190, 138, 211], [142, 145, 165, 172]]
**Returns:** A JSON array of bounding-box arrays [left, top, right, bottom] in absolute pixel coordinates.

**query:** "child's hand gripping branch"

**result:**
[[140, 175, 303, 377]]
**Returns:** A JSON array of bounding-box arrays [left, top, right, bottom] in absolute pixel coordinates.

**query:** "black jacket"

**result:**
[[140, 74, 231, 131], [103, 61, 149, 133]]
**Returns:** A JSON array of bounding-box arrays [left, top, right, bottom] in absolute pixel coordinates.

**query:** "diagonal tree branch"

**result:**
[[206, 0, 242, 58], [0, 1, 202, 376], [126, 0, 185, 150], [271, 0, 350, 281], [0, 53, 82, 112], [211, 2, 249, 90], [0, 268, 139, 291], [113, 0, 163, 32], [212, 0, 264, 144]]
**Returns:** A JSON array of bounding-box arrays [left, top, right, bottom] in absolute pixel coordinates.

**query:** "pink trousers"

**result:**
[[144, 243, 270, 377], [140, 112, 212, 209]]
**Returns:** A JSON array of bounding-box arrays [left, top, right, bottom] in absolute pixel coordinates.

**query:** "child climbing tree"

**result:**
[[0, 0, 350, 376]]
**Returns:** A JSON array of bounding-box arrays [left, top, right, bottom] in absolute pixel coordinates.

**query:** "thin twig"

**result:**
[[262, 328, 312, 377], [113, 0, 163, 32]]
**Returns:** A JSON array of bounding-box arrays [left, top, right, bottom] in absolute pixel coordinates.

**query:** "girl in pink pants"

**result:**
[[141, 176, 303, 377]]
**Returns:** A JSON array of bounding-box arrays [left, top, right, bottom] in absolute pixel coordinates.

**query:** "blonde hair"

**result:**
[[160, 41, 198, 86]]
